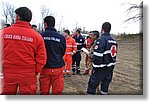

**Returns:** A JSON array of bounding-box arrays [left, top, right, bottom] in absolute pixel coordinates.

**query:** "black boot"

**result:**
[[72, 65, 76, 75], [76, 67, 81, 75]]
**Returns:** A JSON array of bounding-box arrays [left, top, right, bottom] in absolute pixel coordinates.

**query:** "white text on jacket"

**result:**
[[4, 34, 33, 42]]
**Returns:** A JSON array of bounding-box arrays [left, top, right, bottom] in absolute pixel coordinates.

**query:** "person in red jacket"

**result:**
[[83, 32, 93, 75], [0, 7, 47, 95], [63, 30, 77, 77]]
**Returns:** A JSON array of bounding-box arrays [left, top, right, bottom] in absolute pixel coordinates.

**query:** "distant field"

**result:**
[[62, 34, 143, 95], [0, 34, 143, 95]]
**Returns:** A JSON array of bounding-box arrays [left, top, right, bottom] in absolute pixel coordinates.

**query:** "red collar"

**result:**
[[13, 21, 32, 29]]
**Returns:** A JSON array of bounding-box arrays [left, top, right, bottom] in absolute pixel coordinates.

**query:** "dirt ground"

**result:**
[[0, 34, 143, 95], [62, 34, 143, 95]]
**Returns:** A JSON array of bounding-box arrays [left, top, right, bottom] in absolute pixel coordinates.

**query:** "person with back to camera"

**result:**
[[87, 22, 117, 95], [1, 7, 47, 95], [40, 16, 66, 95]]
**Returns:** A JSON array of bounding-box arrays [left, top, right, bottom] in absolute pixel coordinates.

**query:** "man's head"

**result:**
[[32, 25, 37, 31], [90, 30, 99, 40], [75, 29, 81, 36], [63, 29, 70, 38], [88, 31, 92, 38], [101, 22, 111, 34], [4, 24, 11, 28], [44, 16, 55, 29], [15, 7, 32, 22]]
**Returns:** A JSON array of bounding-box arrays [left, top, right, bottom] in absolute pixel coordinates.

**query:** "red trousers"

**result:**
[[2, 72, 37, 95], [63, 54, 72, 75], [39, 68, 64, 95]]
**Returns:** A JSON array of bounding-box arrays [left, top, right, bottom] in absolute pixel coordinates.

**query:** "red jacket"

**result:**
[[86, 38, 92, 50], [65, 36, 77, 55], [1, 21, 47, 73]]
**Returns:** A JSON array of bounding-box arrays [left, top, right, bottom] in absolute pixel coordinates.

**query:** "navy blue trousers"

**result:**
[[87, 66, 114, 94], [72, 52, 81, 73]]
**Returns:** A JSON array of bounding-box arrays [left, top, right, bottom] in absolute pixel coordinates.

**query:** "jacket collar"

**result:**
[[45, 27, 57, 32], [101, 32, 110, 36], [76, 34, 81, 38], [13, 21, 31, 29]]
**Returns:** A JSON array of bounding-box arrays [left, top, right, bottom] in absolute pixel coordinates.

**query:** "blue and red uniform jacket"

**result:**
[[92, 33, 117, 69], [73, 34, 85, 51]]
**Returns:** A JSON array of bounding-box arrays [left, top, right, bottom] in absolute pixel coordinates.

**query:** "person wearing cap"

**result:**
[[40, 16, 66, 95], [63, 30, 77, 77], [1, 7, 47, 95], [32, 24, 37, 31], [3, 24, 11, 29], [87, 22, 117, 95]]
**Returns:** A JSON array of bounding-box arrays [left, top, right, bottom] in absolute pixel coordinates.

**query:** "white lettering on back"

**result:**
[[43, 37, 60, 42], [4, 34, 33, 42]]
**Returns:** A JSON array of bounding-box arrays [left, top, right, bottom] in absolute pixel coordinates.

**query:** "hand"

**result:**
[[80, 51, 83, 55]]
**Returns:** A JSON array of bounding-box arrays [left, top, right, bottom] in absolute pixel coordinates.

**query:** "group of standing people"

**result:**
[[0, 6, 117, 95]]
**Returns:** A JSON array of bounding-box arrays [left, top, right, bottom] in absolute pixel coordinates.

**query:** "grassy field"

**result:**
[[62, 34, 143, 95], [0, 34, 143, 95]]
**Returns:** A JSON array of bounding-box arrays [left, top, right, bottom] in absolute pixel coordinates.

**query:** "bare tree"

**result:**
[[1, 1, 9, 24], [7, 4, 16, 24], [40, 5, 53, 31], [124, 1, 143, 23], [1, 1, 16, 24], [41, 5, 53, 20]]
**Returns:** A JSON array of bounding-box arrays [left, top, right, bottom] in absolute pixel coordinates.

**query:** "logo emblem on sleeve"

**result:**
[[94, 45, 98, 49], [111, 45, 117, 57]]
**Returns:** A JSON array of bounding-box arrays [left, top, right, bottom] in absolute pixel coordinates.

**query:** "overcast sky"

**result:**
[[0, 0, 142, 34]]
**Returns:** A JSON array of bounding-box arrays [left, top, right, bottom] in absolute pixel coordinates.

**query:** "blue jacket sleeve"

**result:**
[[92, 37, 106, 68]]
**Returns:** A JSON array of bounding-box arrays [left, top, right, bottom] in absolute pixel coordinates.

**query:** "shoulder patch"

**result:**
[[111, 45, 117, 57], [94, 45, 99, 49]]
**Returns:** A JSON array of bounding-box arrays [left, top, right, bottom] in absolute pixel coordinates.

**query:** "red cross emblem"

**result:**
[[111, 45, 117, 57]]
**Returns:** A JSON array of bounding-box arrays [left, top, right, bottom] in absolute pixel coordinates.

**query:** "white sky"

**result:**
[[0, 0, 142, 34]]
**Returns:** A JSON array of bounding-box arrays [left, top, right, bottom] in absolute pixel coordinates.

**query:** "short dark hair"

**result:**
[[64, 29, 70, 35], [102, 22, 111, 33], [76, 29, 81, 34], [15, 7, 32, 22], [44, 16, 55, 27], [92, 30, 99, 38]]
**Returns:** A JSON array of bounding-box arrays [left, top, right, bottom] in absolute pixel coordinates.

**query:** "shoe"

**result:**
[[67, 74, 71, 77], [83, 70, 89, 75], [63, 74, 66, 78], [83, 72, 89, 75], [76, 72, 82, 75], [72, 72, 75, 75], [83, 73, 87, 75], [100, 91, 108, 95]]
